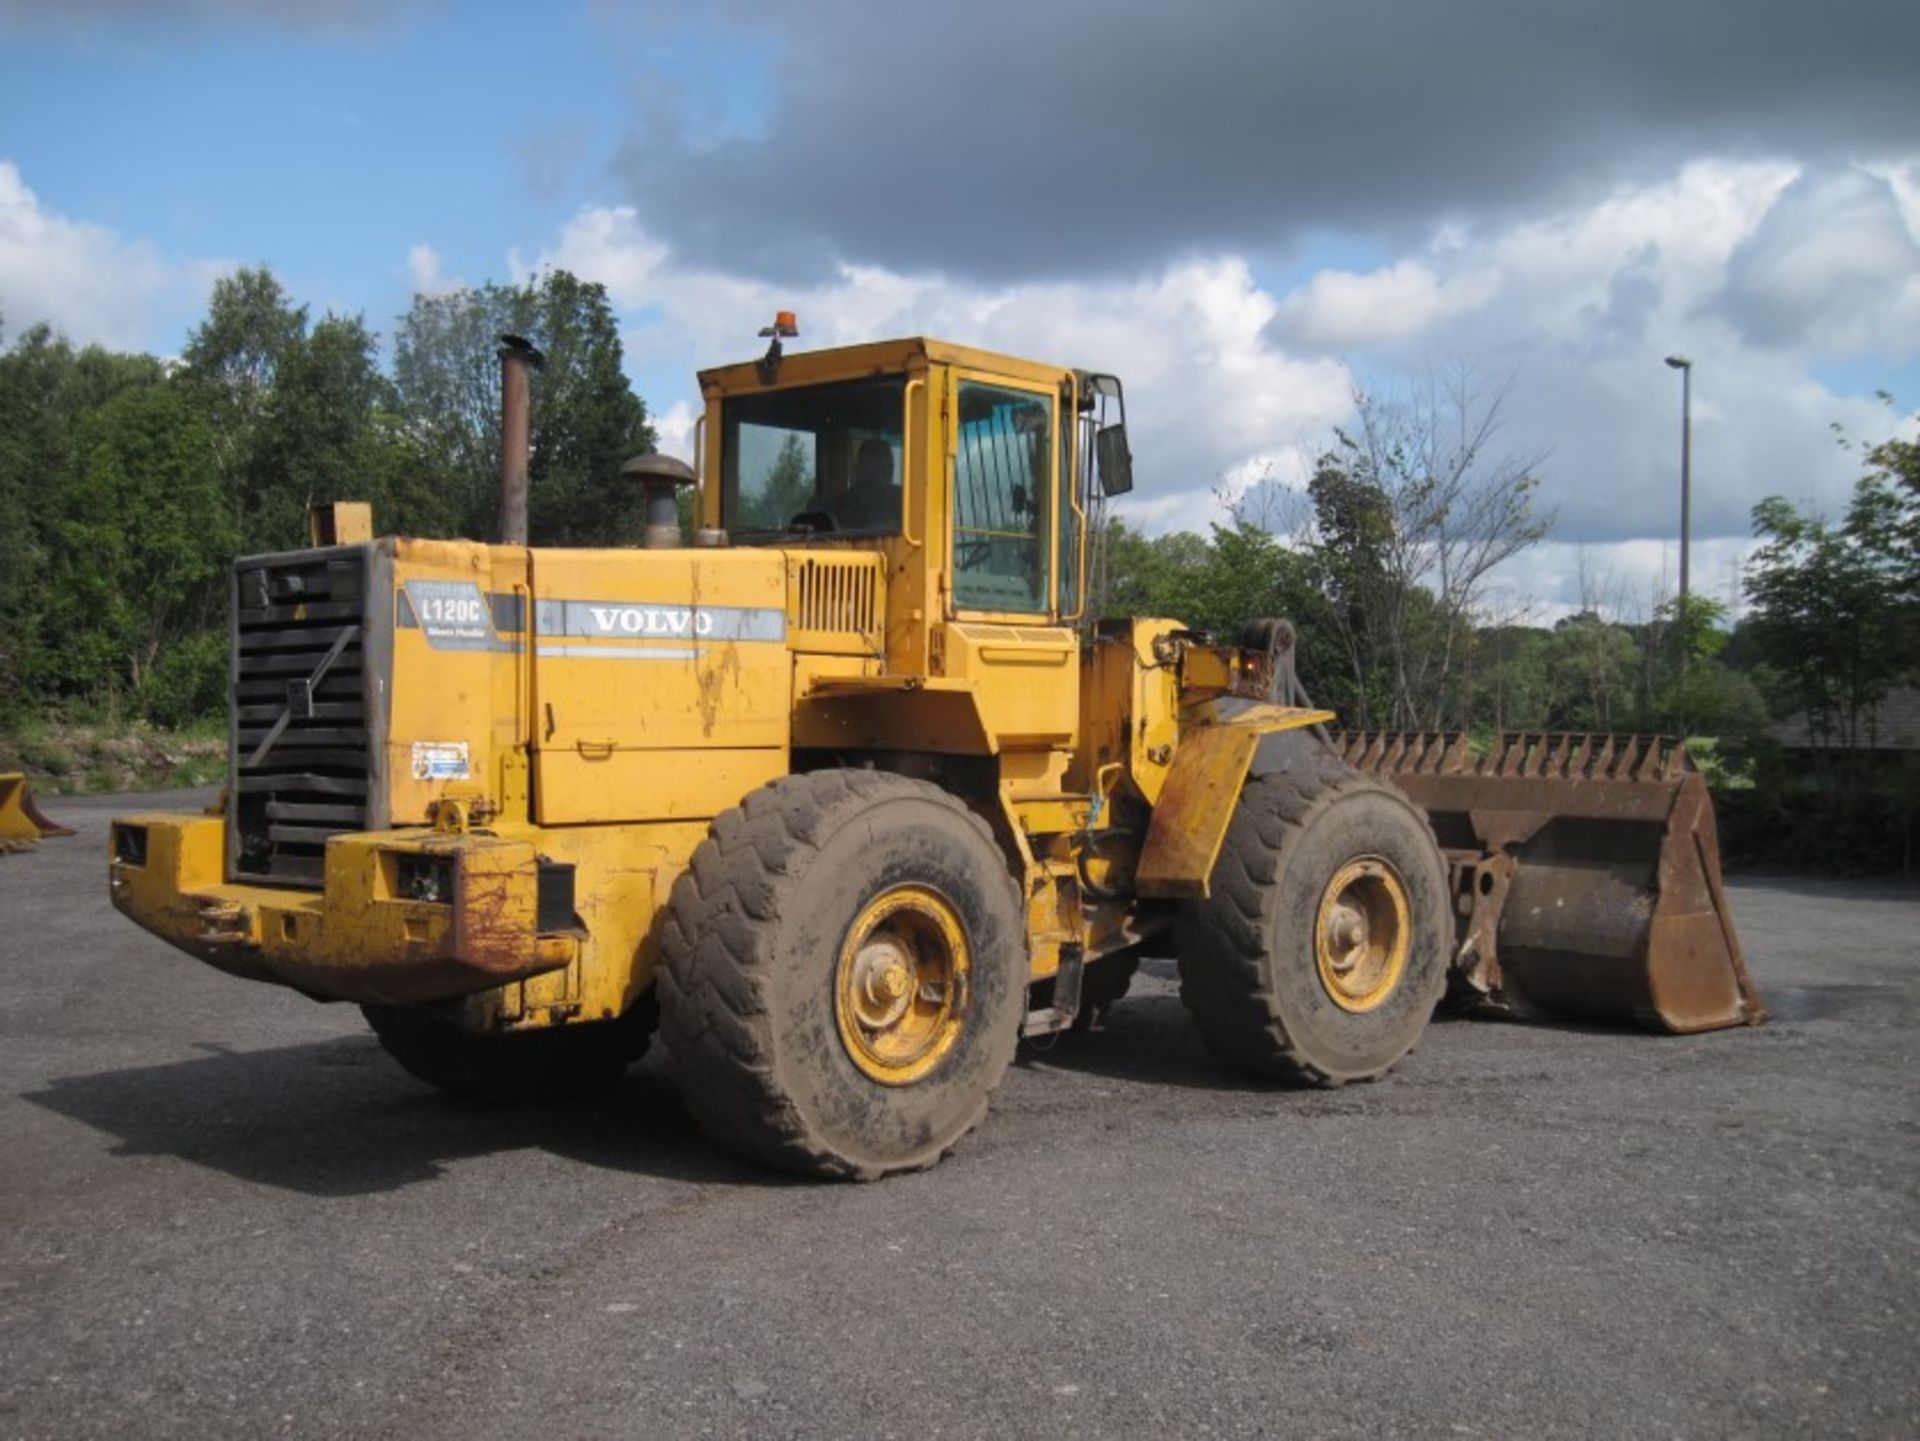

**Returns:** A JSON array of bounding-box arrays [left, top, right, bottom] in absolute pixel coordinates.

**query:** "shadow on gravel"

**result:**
[[23, 1036, 785, 1197], [1016, 994, 1310, 1091], [1020, 988, 1680, 1093]]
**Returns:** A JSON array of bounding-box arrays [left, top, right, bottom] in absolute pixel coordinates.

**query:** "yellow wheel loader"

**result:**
[[109, 324, 1762, 1179]]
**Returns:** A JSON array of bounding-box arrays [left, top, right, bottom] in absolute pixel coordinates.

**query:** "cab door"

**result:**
[[939, 372, 1077, 748]]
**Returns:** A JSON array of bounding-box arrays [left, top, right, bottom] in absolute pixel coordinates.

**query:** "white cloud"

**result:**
[[1259, 161, 1915, 563], [517, 205, 1354, 526], [0, 159, 220, 350], [1270, 260, 1502, 349], [405, 242, 464, 298], [650, 398, 697, 464], [1718, 167, 1920, 358], [1486, 159, 1799, 342], [1489, 537, 1760, 626]]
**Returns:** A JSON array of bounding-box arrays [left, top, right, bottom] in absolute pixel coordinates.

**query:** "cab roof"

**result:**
[[697, 336, 1075, 396]]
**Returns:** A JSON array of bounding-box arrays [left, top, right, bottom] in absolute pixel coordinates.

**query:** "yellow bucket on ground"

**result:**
[[0, 772, 74, 854], [1338, 733, 1765, 1034]]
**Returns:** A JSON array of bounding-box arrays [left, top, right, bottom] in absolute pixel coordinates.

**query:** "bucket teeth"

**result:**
[[1338, 730, 1705, 788], [1566, 734, 1592, 778], [1634, 736, 1666, 782], [1610, 735, 1641, 780], [1496, 736, 1525, 777], [1339, 730, 1701, 791]]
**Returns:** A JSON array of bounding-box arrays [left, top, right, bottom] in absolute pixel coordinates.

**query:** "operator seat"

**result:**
[[839, 438, 900, 531]]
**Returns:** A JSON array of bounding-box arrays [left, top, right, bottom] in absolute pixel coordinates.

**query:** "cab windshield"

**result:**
[[721, 377, 906, 539]]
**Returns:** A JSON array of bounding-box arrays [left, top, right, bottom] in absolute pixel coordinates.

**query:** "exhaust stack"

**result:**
[[497, 335, 545, 545]]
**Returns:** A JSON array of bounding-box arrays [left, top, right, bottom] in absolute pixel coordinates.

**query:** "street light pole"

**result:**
[[1664, 354, 1693, 701], [1664, 355, 1692, 615]]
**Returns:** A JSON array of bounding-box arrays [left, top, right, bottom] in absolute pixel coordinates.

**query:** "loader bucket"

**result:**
[[0, 771, 75, 854], [1336, 733, 1765, 1034]]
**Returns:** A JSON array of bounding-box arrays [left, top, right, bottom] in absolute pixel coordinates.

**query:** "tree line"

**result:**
[[0, 267, 654, 726]]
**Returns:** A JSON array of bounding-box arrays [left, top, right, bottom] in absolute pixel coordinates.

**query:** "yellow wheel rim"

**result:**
[[834, 885, 971, 1086], [1313, 857, 1411, 1013]]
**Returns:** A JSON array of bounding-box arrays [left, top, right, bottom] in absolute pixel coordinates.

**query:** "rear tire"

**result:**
[[1177, 763, 1449, 1086], [362, 997, 655, 1103], [658, 770, 1025, 1180]]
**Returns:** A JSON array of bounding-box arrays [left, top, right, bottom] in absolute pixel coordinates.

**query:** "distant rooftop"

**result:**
[[1768, 686, 1920, 752]]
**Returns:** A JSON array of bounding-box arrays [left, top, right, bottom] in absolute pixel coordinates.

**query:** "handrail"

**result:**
[[1063, 411, 1089, 624], [901, 376, 925, 548], [692, 412, 708, 527], [515, 581, 532, 743]]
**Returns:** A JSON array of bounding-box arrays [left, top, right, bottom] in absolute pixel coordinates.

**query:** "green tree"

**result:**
[[179, 267, 309, 546], [0, 324, 166, 716], [743, 433, 814, 529], [1541, 613, 1636, 731], [177, 268, 429, 554], [1458, 624, 1548, 733], [1296, 368, 1551, 731], [1303, 458, 1396, 726], [1088, 518, 1346, 705], [33, 385, 236, 716], [1094, 519, 1204, 620], [1745, 445, 1918, 777], [250, 312, 444, 543], [392, 269, 655, 545]]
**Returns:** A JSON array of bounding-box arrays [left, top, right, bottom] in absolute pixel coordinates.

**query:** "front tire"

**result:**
[[1177, 763, 1449, 1085], [658, 771, 1026, 1180]]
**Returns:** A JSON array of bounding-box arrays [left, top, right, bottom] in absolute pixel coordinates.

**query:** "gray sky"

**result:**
[[618, 1, 1919, 285]]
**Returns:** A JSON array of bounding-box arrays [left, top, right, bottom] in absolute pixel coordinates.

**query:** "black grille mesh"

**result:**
[[231, 551, 371, 885]]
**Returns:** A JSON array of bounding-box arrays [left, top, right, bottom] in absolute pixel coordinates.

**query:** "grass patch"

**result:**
[[0, 717, 226, 795]]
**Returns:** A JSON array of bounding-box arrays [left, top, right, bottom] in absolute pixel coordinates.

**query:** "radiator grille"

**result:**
[[231, 549, 372, 886], [792, 555, 883, 649]]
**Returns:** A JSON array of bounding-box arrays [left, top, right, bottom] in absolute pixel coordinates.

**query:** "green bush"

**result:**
[[137, 630, 227, 729]]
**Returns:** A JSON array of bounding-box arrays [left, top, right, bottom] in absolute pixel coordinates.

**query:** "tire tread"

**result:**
[[659, 770, 1019, 1180], [1177, 761, 1447, 1086]]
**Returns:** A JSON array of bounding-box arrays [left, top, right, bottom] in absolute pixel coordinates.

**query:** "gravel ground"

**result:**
[[2, 789, 1915, 1439]]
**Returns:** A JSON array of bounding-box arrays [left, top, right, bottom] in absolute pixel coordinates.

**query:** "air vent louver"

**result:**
[[231, 550, 372, 885]]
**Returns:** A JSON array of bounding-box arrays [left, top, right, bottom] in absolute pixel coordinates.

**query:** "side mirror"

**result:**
[[1096, 423, 1134, 497]]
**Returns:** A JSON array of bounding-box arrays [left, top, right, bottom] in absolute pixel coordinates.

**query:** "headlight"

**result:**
[[112, 824, 149, 867], [393, 852, 455, 904]]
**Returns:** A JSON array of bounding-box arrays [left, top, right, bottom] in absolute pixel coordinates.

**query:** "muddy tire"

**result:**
[[1177, 763, 1449, 1086], [658, 770, 1025, 1180], [361, 997, 655, 1103]]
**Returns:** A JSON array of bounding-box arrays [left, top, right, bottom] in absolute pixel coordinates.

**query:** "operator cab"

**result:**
[[705, 317, 1133, 630]]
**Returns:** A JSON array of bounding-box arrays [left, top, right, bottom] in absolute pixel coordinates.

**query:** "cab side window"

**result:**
[[952, 381, 1051, 614]]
